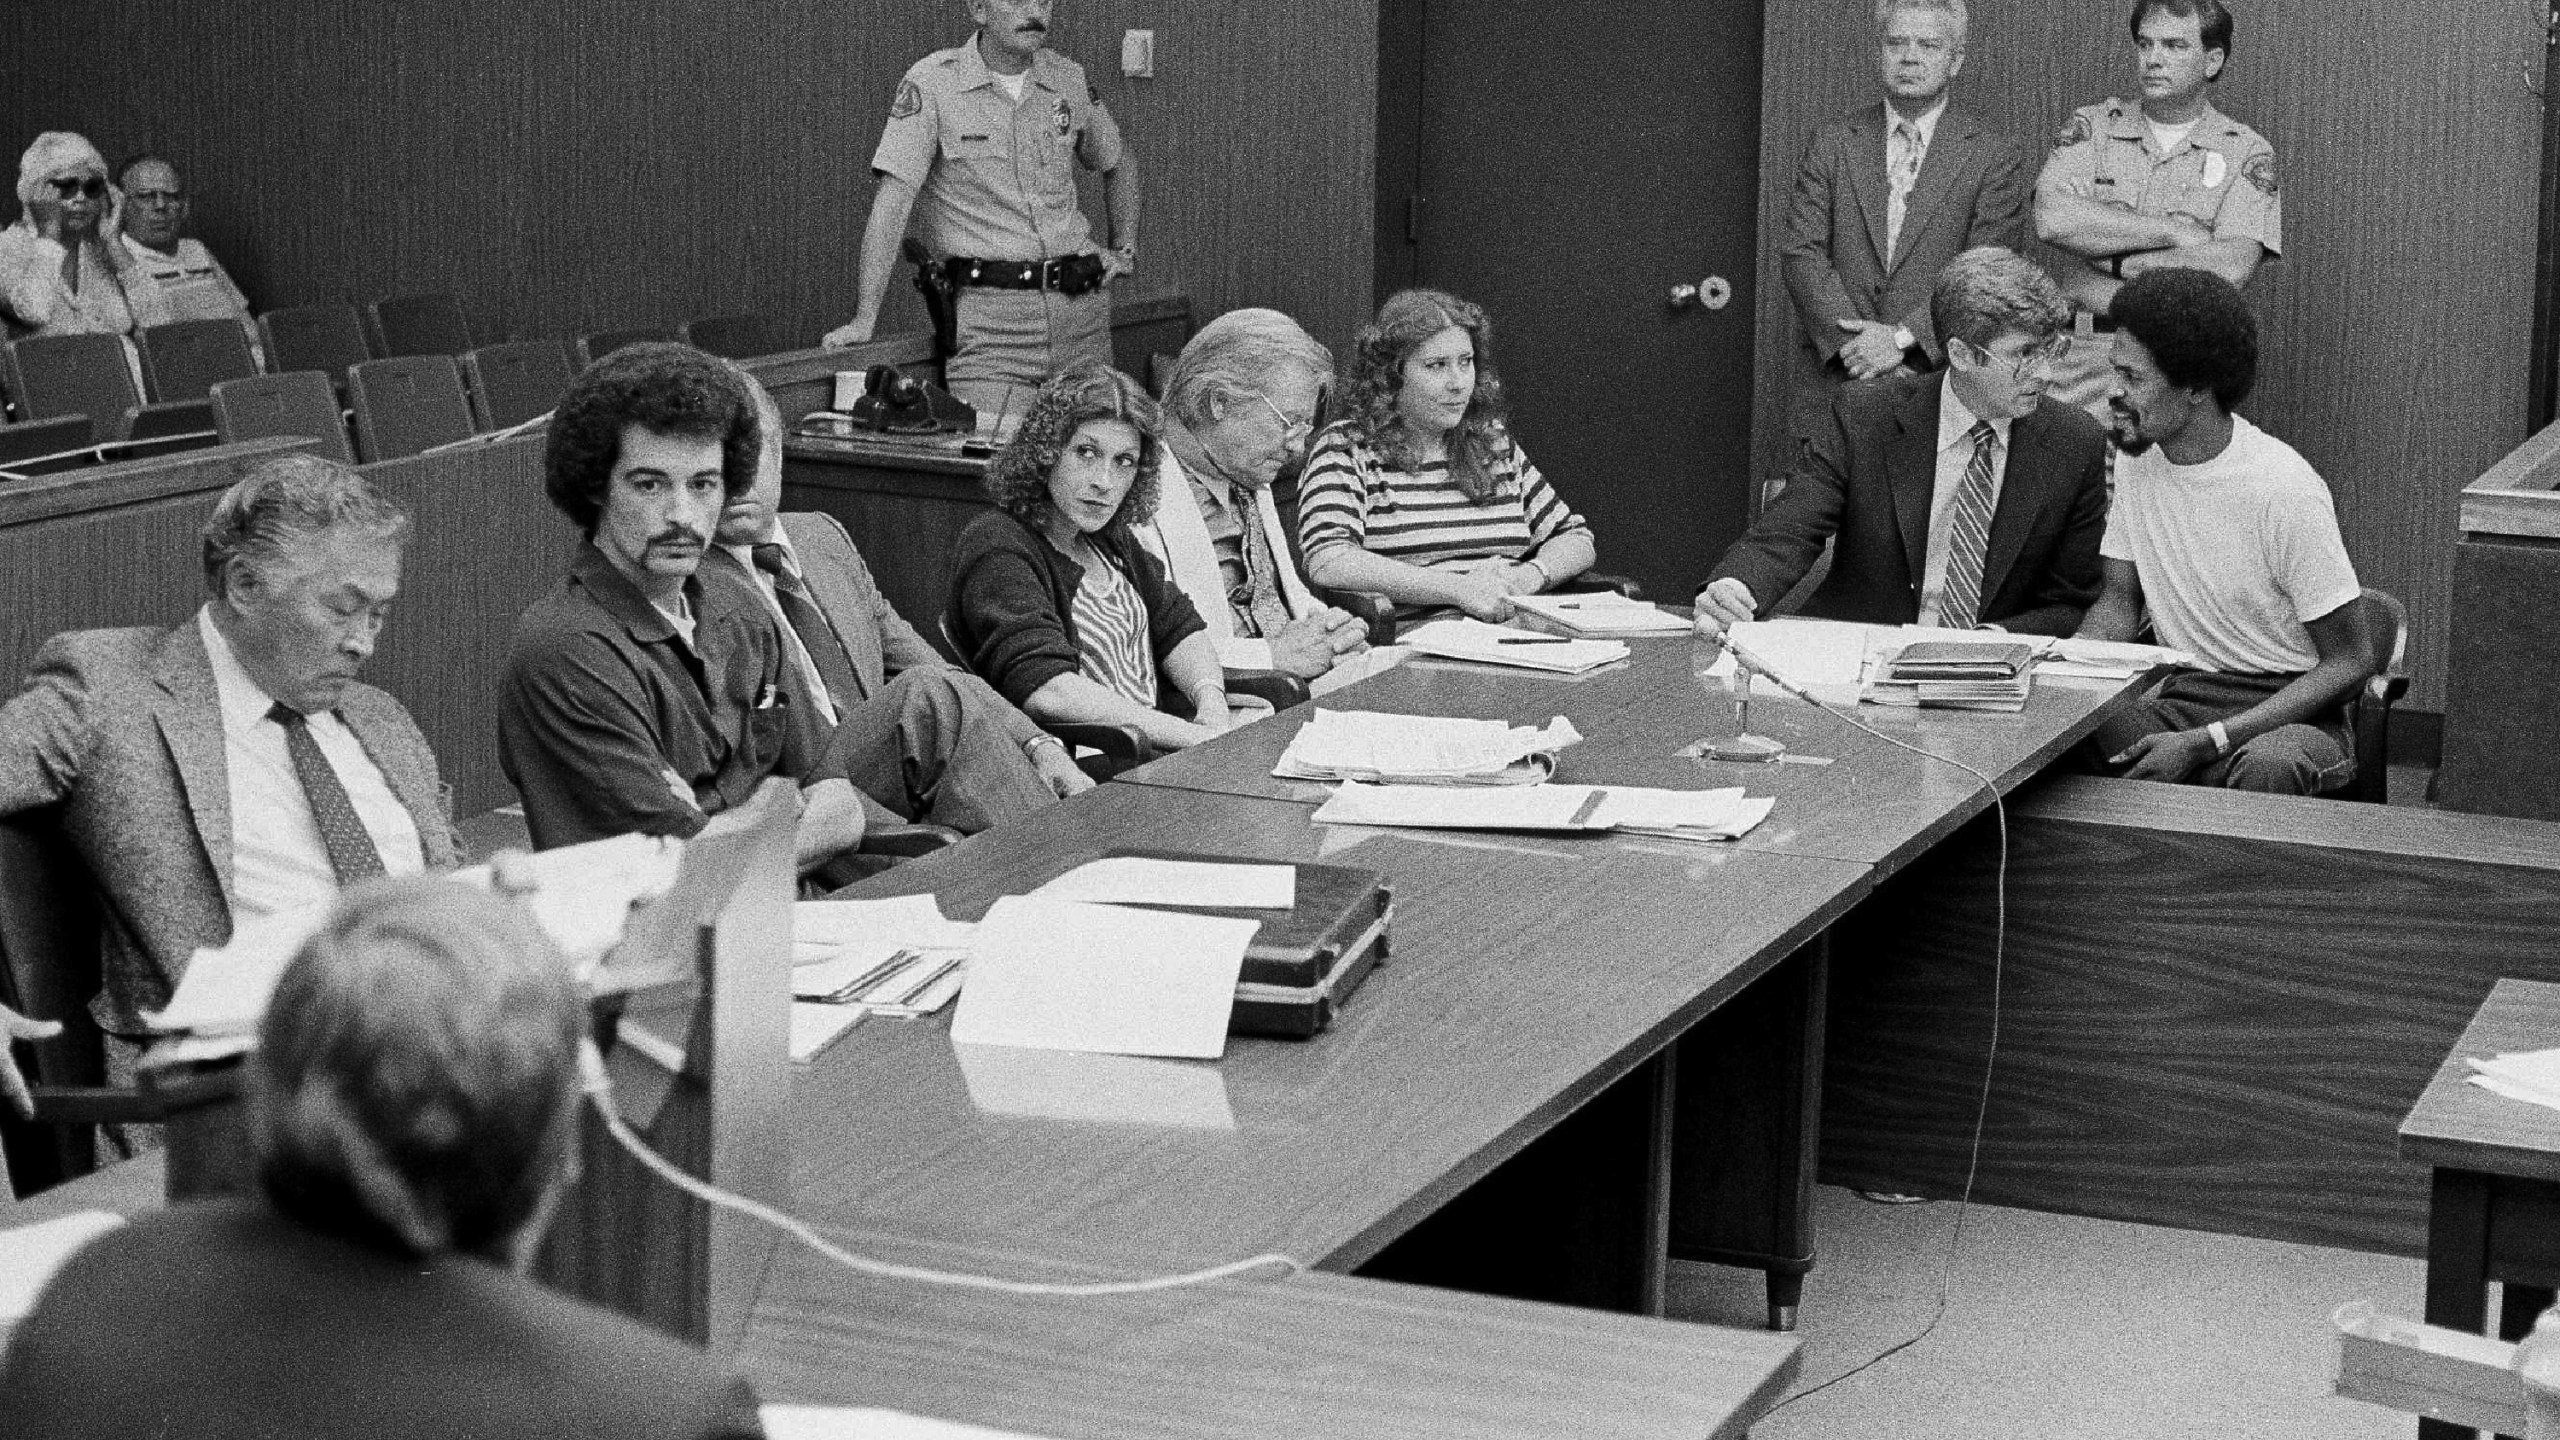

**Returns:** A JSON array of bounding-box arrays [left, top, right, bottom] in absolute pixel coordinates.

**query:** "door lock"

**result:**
[[1668, 276, 1733, 311]]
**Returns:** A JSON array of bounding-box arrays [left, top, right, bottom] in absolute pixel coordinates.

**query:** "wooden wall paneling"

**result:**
[[1754, 1, 2545, 711], [1820, 775, 2560, 1257], [0, 2, 1373, 397], [359, 436, 578, 817], [0, 440, 313, 689]]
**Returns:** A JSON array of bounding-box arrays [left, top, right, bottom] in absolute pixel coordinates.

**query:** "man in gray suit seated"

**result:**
[[0, 455, 456, 1080], [707, 375, 1089, 834]]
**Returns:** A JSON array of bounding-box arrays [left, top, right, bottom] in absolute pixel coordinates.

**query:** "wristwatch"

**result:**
[[1023, 732, 1068, 758], [1520, 555, 1554, 589], [1892, 325, 1916, 354]]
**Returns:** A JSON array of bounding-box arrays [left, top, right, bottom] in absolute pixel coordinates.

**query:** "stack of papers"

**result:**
[[1311, 781, 1773, 842], [789, 895, 977, 1060], [1272, 709, 1582, 786], [1865, 639, 2038, 712], [2044, 636, 2195, 680], [1509, 591, 1691, 636], [2466, 1048, 2560, 1114], [1699, 619, 1875, 704], [1403, 618, 1630, 674]]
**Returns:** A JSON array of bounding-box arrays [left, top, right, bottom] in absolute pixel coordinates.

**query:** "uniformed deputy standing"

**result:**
[[2033, 0, 2278, 419], [823, 0, 1141, 421]]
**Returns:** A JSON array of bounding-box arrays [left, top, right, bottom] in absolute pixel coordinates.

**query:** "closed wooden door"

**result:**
[[1378, 0, 1765, 600]]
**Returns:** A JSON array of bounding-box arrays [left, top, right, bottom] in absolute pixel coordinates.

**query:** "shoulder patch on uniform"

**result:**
[[2053, 112, 2093, 149], [890, 79, 923, 120], [2242, 152, 2278, 196], [1053, 96, 1074, 137]]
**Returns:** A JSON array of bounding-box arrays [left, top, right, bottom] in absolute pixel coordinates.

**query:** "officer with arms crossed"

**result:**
[[824, 0, 1141, 420], [2078, 269, 2374, 795], [2035, 0, 2278, 419]]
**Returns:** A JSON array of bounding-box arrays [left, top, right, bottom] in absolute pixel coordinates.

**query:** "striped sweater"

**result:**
[[1295, 422, 1589, 574]]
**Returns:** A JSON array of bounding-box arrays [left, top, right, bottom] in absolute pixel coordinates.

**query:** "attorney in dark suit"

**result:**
[[0, 455, 456, 1073], [1779, 0, 2034, 439], [707, 373, 1089, 833], [1698, 246, 2109, 637], [0, 876, 766, 1440]]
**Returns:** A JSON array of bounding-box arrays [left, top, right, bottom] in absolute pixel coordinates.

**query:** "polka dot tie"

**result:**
[[268, 703, 387, 883]]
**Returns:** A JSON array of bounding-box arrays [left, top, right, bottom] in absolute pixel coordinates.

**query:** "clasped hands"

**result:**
[[1268, 605, 1371, 679]]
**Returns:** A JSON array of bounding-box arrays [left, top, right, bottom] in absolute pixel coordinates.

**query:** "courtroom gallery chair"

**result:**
[[210, 371, 356, 463], [3, 333, 143, 440], [111, 398, 219, 461], [0, 414, 95, 475], [460, 340, 575, 431], [363, 293, 473, 359], [348, 354, 476, 461], [136, 318, 259, 401], [256, 302, 374, 387], [2341, 586, 2412, 805], [576, 325, 673, 367], [679, 313, 794, 361]]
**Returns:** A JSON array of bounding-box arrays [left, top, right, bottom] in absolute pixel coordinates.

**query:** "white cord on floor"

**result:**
[[580, 1045, 1303, 1298], [1721, 642, 2010, 1415]]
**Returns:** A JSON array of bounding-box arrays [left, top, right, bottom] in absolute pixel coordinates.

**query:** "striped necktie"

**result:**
[[268, 703, 387, 883], [1939, 420, 1999, 631], [753, 543, 862, 717]]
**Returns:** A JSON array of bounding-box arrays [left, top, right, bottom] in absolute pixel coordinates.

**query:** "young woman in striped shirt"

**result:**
[[1295, 289, 1597, 620], [947, 365, 1244, 752]]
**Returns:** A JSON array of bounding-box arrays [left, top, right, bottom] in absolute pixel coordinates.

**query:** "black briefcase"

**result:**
[[1096, 850, 1392, 1040]]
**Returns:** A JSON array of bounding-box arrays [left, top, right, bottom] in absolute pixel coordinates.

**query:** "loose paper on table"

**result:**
[[1272, 709, 1581, 785], [1402, 618, 1630, 674], [2467, 1048, 2560, 1115], [1034, 856, 1295, 910], [763, 1406, 1052, 1440], [949, 895, 1256, 1059], [954, 1043, 1237, 1130], [1313, 781, 1773, 841], [1508, 591, 1692, 636]]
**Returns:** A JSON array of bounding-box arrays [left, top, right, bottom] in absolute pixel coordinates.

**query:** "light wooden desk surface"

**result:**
[[804, 783, 1871, 1276], [2401, 977, 2560, 1181], [1118, 637, 2146, 869]]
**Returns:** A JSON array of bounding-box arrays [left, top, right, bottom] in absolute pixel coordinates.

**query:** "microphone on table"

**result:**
[[1707, 633, 1792, 762]]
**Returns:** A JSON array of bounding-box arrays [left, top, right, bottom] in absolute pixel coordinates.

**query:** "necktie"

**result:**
[[1233, 506, 1294, 639], [1886, 121, 1924, 264], [1939, 420, 1999, 631], [752, 543, 863, 715], [268, 703, 387, 884]]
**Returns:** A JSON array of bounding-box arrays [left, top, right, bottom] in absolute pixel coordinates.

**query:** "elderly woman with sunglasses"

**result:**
[[947, 364, 1249, 753], [0, 131, 140, 338]]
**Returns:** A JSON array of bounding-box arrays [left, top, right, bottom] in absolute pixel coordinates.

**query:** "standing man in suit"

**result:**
[[1779, 0, 2033, 440], [822, 0, 1141, 420], [707, 375, 1088, 833], [0, 455, 457, 1076], [2035, 0, 2278, 419], [1696, 247, 2109, 637]]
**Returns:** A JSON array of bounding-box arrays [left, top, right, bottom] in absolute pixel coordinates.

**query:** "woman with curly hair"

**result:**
[[946, 364, 1243, 752], [1295, 288, 1597, 620]]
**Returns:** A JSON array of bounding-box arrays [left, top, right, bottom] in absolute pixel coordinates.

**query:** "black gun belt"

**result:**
[[938, 253, 1107, 296]]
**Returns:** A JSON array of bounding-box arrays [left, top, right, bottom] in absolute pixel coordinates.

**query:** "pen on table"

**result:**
[[1496, 636, 1571, 645]]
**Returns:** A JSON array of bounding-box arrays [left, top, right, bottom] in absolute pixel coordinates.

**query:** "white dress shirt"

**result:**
[[719, 538, 839, 725], [198, 608, 426, 919], [1914, 376, 2012, 628]]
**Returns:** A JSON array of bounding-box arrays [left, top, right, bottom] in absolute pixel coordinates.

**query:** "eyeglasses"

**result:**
[[127, 188, 184, 206], [1960, 336, 2069, 380], [1245, 388, 1315, 445], [45, 175, 107, 201]]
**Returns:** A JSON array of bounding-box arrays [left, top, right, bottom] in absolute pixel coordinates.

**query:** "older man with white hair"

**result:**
[[0, 131, 142, 337], [1140, 308, 1376, 688]]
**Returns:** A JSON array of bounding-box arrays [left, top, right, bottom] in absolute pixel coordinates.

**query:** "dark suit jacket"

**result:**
[[1780, 103, 2033, 378], [0, 620, 455, 1035], [1708, 373, 2110, 637], [0, 1199, 765, 1439]]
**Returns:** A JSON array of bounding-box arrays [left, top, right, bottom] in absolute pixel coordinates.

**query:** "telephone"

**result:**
[[847, 365, 976, 436]]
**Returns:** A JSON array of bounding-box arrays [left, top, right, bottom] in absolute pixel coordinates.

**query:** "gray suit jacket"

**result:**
[[0, 620, 456, 1034], [1780, 103, 2033, 377]]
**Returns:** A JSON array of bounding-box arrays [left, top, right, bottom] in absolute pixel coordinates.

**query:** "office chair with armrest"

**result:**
[[5, 333, 143, 440], [2338, 586, 2410, 805], [936, 614, 1149, 780], [0, 808, 152, 1197], [348, 355, 476, 461], [364, 293, 473, 359], [576, 326, 673, 367], [460, 340, 575, 431], [257, 303, 374, 384], [212, 372, 356, 463], [137, 318, 258, 401]]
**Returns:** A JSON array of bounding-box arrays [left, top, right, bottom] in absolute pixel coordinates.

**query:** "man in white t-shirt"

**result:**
[[2077, 269, 2373, 793]]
